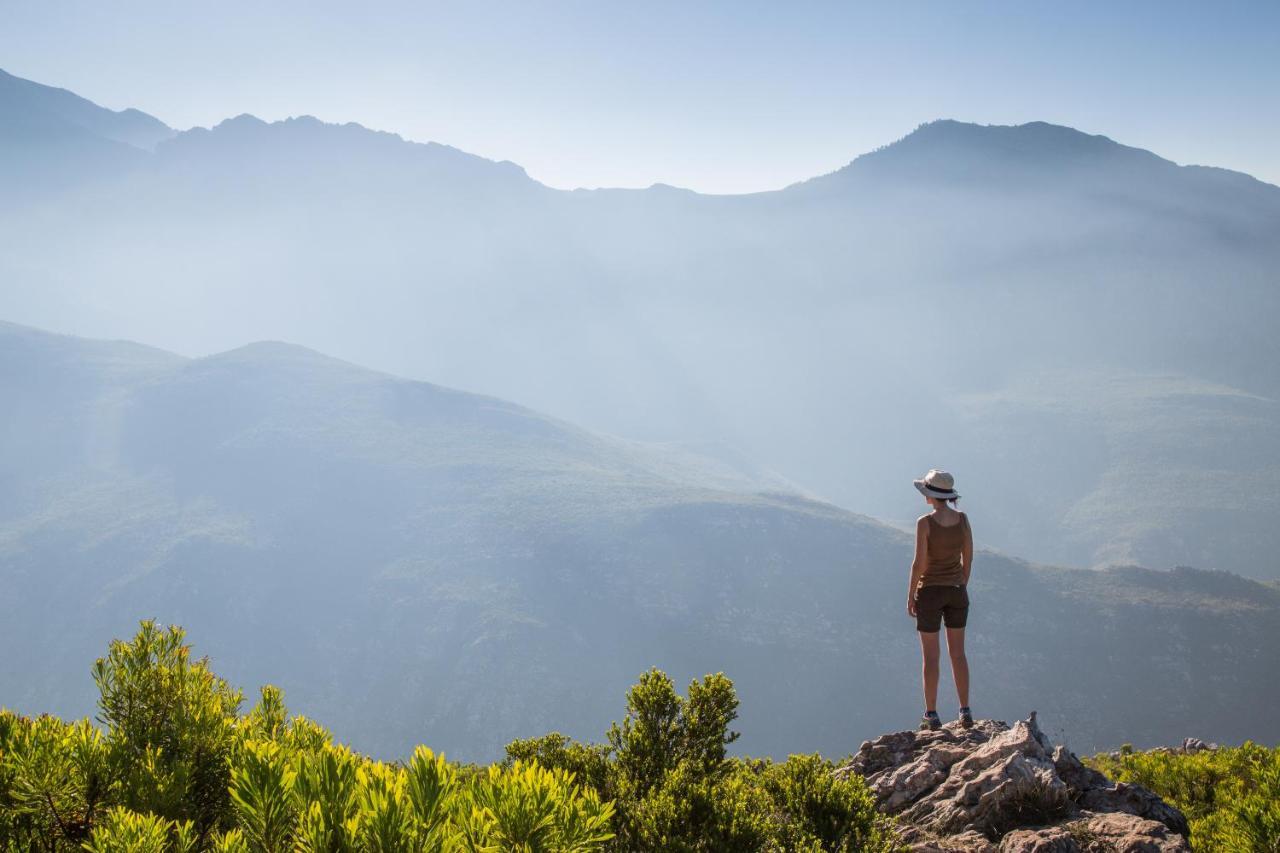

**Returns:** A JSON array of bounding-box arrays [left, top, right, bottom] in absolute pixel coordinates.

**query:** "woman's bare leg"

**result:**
[[919, 630, 941, 711], [946, 626, 969, 709]]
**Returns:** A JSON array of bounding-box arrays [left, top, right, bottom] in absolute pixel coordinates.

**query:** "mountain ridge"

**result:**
[[158, 111, 535, 186], [2, 319, 1278, 761], [0, 67, 173, 151], [4, 68, 1280, 581], [5, 67, 1275, 195]]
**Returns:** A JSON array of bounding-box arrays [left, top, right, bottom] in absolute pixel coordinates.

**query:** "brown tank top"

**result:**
[[921, 512, 968, 587]]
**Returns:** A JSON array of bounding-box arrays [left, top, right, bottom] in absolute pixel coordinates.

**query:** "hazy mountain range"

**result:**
[[2, 320, 1278, 762], [3, 69, 1279, 760], [4, 68, 1279, 578]]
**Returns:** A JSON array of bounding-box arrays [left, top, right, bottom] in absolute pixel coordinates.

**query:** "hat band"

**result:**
[[924, 484, 955, 495]]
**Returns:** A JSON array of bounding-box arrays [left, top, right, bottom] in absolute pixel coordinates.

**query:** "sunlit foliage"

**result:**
[[0, 621, 613, 852], [507, 668, 898, 852], [0, 622, 901, 851], [1088, 742, 1280, 852]]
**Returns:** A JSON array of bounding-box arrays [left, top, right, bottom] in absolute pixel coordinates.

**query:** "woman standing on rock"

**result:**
[[907, 469, 974, 730]]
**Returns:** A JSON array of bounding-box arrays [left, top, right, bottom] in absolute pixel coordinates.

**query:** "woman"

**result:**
[[907, 469, 974, 730]]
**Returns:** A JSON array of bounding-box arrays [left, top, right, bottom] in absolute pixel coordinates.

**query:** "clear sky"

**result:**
[[3, 1, 1278, 193]]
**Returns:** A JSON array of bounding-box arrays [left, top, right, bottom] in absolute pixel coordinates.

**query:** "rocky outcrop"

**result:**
[[835, 713, 1190, 852]]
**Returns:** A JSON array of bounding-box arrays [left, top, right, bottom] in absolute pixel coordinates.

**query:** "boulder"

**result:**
[[1071, 812, 1190, 852], [897, 825, 998, 852], [996, 814, 1191, 852], [1179, 737, 1216, 753], [998, 826, 1077, 852], [836, 713, 1190, 852]]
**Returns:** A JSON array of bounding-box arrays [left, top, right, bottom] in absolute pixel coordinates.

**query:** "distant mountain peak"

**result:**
[[160, 111, 535, 185], [784, 118, 1195, 194], [892, 118, 1141, 160], [196, 340, 374, 377], [215, 113, 270, 130], [0, 66, 174, 151]]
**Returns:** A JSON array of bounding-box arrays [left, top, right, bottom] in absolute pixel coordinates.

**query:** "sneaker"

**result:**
[[958, 707, 974, 729], [919, 712, 941, 731]]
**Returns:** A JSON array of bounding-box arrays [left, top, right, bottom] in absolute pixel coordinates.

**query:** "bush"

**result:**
[[1, 624, 894, 852], [1088, 742, 1280, 852], [0, 622, 614, 852], [94, 619, 243, 837], [507, 668, 898, 852]]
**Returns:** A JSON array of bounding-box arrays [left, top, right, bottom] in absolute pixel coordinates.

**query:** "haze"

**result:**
[[2, 5, 1280, 763]]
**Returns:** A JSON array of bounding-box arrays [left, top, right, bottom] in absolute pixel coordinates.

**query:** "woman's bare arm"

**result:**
[[961, 512, 974, 585], [908, 516, 928, 615]]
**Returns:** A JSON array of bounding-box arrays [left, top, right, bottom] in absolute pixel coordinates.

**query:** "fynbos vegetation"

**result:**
[[1, 622, 613, 852], [0, 622, 895, 852], [507, 669, 896, 851], [1088, 742, 1280, 852]]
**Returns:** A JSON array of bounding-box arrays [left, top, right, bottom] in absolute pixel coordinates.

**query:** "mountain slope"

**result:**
[[0, 69, 172, 198], [1, 322, 1277, 761], [2, 69, 1279, 578], [0, 68, 173, 150]]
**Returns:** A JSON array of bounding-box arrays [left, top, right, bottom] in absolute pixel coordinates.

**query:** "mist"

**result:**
[[4, 77, 1279, 577]]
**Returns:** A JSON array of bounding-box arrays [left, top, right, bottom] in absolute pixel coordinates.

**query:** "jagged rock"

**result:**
[[998, 826, 1076, 852], [836, 713, 1190, 852], [1179, 737, 1215, 753], [1074, 783, 1190, 839], [897, 825, 998, 852], [996, 813, 1191, 852], [1052, 746, 1110, 792], [1072, 812, 1190, 852]]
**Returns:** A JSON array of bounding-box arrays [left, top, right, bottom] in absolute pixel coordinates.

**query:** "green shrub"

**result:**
[[0, 624, 893, 852], [0, 621, 616, 853], [1088, 742, 1280, 852], [504, 732, 611, 796], [82, 806, 170, 852], [95, 619, 243, 837], [1, 713, 113, 849], [758, 753, 890, 852], [507, 669, 898, 852]]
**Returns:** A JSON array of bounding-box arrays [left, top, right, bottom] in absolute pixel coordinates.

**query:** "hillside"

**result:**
[[1, 321, 1277, 762], [0, 68, 171, 198], [2, 70, 1278, 579]]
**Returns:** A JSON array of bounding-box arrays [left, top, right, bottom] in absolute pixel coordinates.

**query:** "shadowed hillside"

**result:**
[[1, 322, 1277, 761]]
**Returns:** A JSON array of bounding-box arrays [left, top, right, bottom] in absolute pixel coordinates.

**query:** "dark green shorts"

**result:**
[[916, 584, 969, 633]]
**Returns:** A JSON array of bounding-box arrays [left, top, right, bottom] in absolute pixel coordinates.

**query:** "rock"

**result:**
[[998, 826, 1078, 852], [1051, 745, 1189, 837], [836, 713, 1191, 852], [1072, 812, 1190, 852], [994, 813, 1191, 853], [1052, 745, 1110, 792], [1075, 782, 1190, 839], [1179, 737, 1215, 753], [898, 825, 999, 852]]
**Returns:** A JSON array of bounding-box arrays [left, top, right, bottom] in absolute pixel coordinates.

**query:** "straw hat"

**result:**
[[914, 469, 960, 501]]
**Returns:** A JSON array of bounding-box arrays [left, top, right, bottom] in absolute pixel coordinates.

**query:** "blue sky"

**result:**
[[3, 1, 1277, 192]]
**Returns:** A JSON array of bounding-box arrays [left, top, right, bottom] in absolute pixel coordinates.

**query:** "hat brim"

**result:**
[[914, 480, 960, 500]]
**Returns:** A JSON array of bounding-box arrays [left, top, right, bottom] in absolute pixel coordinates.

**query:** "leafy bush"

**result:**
[[507, 668, 898, 852], [0, 623, 894, 851], [0, 621, 613, 852], [1088, 742, 1280, 852], [94, 620, 243, 836]]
